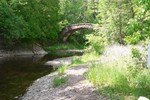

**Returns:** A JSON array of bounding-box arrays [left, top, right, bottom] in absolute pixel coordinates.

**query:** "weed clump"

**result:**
[[53, 75, 68, 87], [52, 64, 68, 87], [58, 64, 68, 75]]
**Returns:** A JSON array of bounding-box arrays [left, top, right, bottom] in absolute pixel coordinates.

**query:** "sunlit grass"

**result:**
[[72, 56, 83, 65], [81, 52, 99, 62], [57, 64, 68, 75], [85, 57, 150, 99], [71, 52, 99, 65]]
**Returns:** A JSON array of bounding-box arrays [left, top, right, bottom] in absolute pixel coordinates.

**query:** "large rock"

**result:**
[[138, 96, 149, 100], [0, 42, 47, 57], [32, 43, 47, 55]]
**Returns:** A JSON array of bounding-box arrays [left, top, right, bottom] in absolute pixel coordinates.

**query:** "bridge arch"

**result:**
[[60, 23, 95, 42]]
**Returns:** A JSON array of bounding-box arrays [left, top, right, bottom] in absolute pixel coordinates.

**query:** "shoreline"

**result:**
[[21, 64, 104, 100]]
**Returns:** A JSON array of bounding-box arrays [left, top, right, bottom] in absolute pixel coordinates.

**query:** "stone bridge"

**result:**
[[60, 23, 100, 42]]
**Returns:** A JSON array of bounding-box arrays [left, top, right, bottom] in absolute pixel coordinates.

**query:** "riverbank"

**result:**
[[21, 63, 106, 100], [21, 44, 146, 100], [21, 45, 130, 100], [0, 43, 47, 57]]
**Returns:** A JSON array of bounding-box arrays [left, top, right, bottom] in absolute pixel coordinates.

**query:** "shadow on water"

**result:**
[[0, 54, 62, 100]]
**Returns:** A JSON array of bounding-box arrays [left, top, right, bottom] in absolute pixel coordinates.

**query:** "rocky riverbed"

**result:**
[[21, 64, 105, 100]]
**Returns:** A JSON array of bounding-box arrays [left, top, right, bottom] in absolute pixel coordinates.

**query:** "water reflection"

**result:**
[[0, 54, 56, 100]]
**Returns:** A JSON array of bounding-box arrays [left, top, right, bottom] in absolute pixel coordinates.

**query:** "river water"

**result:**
[[0, 54, 60, 100]]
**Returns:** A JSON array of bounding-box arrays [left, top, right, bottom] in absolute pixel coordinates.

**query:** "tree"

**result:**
[[59, 0, 99, 28], [59, 0, 99, 43], [125, 0, 150, 44], [97, 0, 135, 43], [0, 0, 59, 45]]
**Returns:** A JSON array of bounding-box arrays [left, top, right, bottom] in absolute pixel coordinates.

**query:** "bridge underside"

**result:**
[[60, 23, 94, 42]]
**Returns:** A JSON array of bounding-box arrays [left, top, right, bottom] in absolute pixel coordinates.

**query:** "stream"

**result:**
[[0, 54, 62, 100]]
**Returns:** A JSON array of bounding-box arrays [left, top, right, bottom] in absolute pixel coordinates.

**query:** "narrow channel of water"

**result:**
[[0, 54, 60, 100]]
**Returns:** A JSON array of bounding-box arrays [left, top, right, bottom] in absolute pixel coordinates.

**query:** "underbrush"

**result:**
[[85, 47, 150, 99], [45, 43, 84, 51]]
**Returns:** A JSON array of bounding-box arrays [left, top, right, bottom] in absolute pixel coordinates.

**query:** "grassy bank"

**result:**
[[47, 42, 150, 99], [44, 43, 85, 56], [85, 47, 150, 99], [45, 43, 84, 51]]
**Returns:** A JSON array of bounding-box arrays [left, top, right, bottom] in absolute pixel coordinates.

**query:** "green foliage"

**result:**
[[0, 0, 59, 45], [57, 65, 68, 75], [1, 0, 149, 46], [72, 57, 83, 65], [45, 43, 84, 56], [96, 0, 150, 44], [81, 52, 99, 62], [124, 31, 141, 44], [48, 52, 79, 57], [68, 30, 93, 46], [59, 0, 98, 26], [53, 75, 68, 87], [59, 0, 99, 45], [85, 32, 106, 54], [0, 0, 27, 44], [85, 48, 150, 99], [45, 43, 84, 51], [124, 0, 150, 44], [130, 47, 147, 68], [131, 48, 142, 58], [97, 0, 133, 44], [71, 52, 99, 66]]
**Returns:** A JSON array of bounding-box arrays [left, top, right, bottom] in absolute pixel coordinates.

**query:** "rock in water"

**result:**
[[44, 57, 73, 67], [32, 43, 47, 55], [138, 96, 149, 100], [0, 42, 47, 57]]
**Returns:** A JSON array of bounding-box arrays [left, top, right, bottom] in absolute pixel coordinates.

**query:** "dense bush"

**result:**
[[0, 0, 59, 45], [124, 0, 150, 44], [85, 31, 106, 54]]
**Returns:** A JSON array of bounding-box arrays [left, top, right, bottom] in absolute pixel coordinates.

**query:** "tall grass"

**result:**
[[85, 56, 150, 99]]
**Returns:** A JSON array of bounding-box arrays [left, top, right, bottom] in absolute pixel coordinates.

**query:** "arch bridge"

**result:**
[[60, 23, 100, 42]]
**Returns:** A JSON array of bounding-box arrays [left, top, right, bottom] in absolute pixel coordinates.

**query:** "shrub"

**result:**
[[53, 75, 68, 87], [85, 33, 106, 55], [57, 65, 68, 75], [130, 47, 147, 68]]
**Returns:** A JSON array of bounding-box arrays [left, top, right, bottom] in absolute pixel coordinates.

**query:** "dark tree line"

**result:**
[[0, 0, 59, 45]]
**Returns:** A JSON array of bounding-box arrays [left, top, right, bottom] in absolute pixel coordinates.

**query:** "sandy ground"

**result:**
[[22, 63, 107, 100]]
